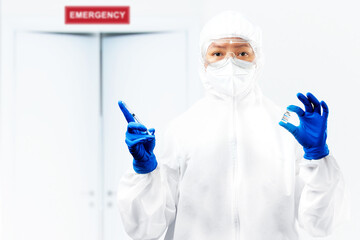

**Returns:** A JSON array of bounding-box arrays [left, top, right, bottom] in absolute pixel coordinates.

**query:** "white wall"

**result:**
[[1, 0, 359, 239]]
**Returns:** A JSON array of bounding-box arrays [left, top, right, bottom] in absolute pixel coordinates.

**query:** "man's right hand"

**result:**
[[124, 121, 157, 174], [118, 100, 158, 173]]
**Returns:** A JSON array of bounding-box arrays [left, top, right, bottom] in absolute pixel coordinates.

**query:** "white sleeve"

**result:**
[[295, 147, 350, 238], [116, 124, 181, 240]]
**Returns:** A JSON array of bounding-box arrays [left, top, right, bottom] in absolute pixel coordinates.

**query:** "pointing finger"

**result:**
[[118, 101, 136, 123]]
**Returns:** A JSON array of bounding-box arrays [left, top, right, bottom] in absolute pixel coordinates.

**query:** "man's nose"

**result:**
[[225, 52, 236, 58]]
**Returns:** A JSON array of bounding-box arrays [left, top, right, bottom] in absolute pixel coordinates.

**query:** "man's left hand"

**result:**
[[279, 92, 330, 160]]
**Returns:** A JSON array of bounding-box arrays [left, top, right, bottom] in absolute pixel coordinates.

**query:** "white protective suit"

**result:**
[[117, 11, 349, 240]]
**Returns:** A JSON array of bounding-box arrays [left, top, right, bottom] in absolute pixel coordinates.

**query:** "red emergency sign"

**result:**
[[65, 6, 130, 24]]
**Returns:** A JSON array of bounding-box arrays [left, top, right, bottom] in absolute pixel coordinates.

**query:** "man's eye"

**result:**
[[239, 52, 248, 56], [213, 52, 222, 57]]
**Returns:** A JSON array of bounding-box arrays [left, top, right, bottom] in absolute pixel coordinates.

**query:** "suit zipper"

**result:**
[[232, 95, 240, 239]]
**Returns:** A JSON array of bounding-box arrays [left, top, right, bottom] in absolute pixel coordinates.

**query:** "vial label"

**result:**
[[281, 111, 291, 123]]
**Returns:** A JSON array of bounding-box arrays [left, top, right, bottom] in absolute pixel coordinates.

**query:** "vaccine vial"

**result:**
[[281, 111, 291, 123]]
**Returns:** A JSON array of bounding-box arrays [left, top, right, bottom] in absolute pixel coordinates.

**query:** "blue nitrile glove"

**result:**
[[279, 92, 330, 160], [125, 123, 157, 174], [118, 101, 158, 174]]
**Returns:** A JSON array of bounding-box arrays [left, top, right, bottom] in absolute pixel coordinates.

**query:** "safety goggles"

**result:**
[[204, 38, 256, 66]]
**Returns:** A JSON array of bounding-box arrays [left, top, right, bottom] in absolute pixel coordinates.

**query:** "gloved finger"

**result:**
[[279, 121, 298, 135], [321, 100, 329, 119], [118, 101, 136, 123], [126, 132, 153, 141], [296, 92, 313, 112], [126, 133, 155, 141], [148, 128, 155, 135], [306, 92, 321, 114], [286, 105, 305, 118], [127, 122, 148, 134], [125, 136, 151, 147]]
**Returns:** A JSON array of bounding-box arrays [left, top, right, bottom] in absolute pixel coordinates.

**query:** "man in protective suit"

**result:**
[[117, 11, 348, 240]]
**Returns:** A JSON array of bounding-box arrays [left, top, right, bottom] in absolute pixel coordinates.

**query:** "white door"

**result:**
[[102, 32, 188, 239], [11, 32, 100, 240], [5, 30, 190, 240]]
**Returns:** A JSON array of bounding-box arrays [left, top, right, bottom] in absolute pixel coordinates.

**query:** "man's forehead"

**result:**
[[215, 37, 247, 42], [209, 41, 251, 48]]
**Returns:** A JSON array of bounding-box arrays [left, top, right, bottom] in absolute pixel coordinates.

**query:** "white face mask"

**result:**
[[204, 58, 256, 97]]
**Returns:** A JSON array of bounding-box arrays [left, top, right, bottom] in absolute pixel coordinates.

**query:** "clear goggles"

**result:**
[[204, 38, 256, 67]]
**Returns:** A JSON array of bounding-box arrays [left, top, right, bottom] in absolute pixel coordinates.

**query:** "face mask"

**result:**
[[204, 58, 256, 97]]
